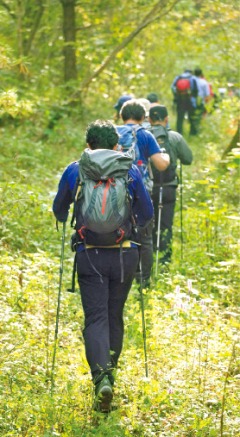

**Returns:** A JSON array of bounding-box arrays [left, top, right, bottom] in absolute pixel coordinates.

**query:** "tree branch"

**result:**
[[23, 1, 45, 56], [79, 0, 181, 91], [221, 121, 240, 159], [0, 0, 16, 19]]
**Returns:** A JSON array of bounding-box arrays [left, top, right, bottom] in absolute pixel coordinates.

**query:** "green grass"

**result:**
[[0, 107, 239, 436]]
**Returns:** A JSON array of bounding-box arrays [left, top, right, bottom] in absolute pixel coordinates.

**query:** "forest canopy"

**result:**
[[0, 0, 239, 116]]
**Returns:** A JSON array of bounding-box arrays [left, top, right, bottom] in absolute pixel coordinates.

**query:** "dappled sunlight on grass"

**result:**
[[0, 109, 239, 435]]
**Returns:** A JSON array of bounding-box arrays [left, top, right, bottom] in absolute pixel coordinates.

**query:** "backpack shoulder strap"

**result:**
[[70, 163, 82, 228], [133, 124, 145, 133]]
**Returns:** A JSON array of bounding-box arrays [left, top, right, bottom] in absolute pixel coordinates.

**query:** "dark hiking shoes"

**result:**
[[93, 375, 113, 413]]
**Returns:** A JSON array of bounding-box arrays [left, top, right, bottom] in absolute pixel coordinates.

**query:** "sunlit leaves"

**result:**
[[0, 90, 34, 118], [0, 5, 239, 432]]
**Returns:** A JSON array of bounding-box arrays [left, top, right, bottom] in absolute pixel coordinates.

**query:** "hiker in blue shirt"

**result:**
[[117, 99, 170, 288], [192, 67, 211, 134], [113, 94, 133, 123], [53, 120, 153, 413]]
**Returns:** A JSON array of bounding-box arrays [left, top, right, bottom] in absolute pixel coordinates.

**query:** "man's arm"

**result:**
[[129, 165, 153, 227], [169, 132, 193, 165], [150, 152, 170, 171], [52, 163, 78, 222]]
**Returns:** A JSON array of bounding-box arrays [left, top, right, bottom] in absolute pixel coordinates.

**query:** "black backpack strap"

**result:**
[[119, 241, 124, 283], [70, 171, 82, 228], [191, 76, 198, 97]]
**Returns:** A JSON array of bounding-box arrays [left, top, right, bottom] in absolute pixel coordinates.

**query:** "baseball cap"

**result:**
[[137, 98, 151, 116], [149, 105, 168, 121], [114, 95, 133, 111]]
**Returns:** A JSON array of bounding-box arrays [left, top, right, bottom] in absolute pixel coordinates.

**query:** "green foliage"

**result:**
[[0, 2, 239, 434], [0, 0, 239, 113], [0, 92, 239, 436]]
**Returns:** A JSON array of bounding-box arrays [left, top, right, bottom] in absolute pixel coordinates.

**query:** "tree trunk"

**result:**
[[60, 0, 77, 82], [23, 0, 44, 56], [221, 122, 240, 159]]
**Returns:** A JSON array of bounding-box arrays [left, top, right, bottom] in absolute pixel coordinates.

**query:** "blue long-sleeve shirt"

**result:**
[[53, 161, 153, 228]]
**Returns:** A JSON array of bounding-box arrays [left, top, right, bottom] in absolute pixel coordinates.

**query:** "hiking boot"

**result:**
[[93, 375, 113, 413]]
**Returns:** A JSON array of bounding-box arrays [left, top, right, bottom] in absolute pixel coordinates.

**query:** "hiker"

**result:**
[[137, 98, 151, 129], [192, 67, 211, 132], [52, 120, 154, 413], [171, 69, 198, 135], [113, 94, 133, 123], [117, 99, 170, 287], [147, 92, 160, 107], [149, 105, 193, 265]]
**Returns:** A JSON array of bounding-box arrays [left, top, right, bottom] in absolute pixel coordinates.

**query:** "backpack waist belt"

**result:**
[[78, 240, 140, 249]]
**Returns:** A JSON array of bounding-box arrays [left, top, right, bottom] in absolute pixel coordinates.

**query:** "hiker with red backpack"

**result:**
[[171, 69, 198, 135], [53, 120, 154, 413], [116, 99, 170, 288]]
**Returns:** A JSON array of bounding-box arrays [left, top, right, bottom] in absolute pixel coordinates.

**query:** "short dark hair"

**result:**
[[86, 120, 119, 150], [194, 68, 203, 77], [147, 92, 159, 103], [120, 99, 146, 122]]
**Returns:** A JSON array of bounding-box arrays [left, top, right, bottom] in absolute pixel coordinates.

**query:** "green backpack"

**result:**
[[73, 148, 134, 246], [148, 125, 177, 184]]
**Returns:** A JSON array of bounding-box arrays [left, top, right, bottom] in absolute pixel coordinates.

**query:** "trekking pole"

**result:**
[[155, 184, 163, 277], [139, 257, 148, 378], [51, 221, 66, 396], [67, 253, 77, 293], [179, 163, 183, 260]]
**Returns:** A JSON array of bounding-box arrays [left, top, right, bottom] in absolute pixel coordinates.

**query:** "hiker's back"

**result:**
[[173, 71, 198, 101], [171, 70, 199, 135], [74, 148, 133, 246]]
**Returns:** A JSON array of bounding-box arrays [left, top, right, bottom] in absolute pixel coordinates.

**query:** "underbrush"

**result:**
[[0, 108, 239, 436]]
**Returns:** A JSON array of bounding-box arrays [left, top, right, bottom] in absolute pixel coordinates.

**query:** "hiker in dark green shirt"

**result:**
[[149, 105, 193, 266]]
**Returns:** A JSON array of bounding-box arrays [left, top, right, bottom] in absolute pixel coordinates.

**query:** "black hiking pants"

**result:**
[[176, 96, 196, 135], [152, 185, 177, 264], [76, 247, 139, 384]]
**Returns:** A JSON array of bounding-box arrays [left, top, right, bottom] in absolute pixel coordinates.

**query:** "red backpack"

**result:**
[[176, 77, 191, 94], [176, 76, 198, 97]]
